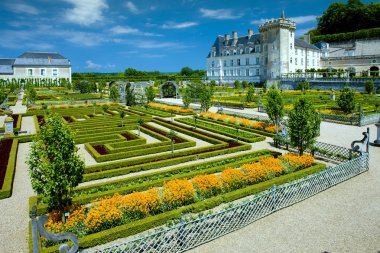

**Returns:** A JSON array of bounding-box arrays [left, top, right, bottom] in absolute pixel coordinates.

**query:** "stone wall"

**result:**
[[280, 80, 380, 92]]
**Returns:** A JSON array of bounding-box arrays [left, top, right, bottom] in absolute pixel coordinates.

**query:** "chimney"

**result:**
[[232, 31, 238, 40], [304, 33, 310, 44], [248, 29, 254, 37], [224, 34, 230, 41]]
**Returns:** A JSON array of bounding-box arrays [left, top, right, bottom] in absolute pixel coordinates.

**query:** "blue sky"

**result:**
[[0, 0, 371, 72]]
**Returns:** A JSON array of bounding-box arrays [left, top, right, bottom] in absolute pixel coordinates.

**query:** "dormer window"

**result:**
[[290, 43, 293, 50], [212, 61, 215, 67]]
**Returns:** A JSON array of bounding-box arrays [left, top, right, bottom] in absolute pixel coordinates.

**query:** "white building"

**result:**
[[206, 12, 321, 84], [0, 52, 72, 83]]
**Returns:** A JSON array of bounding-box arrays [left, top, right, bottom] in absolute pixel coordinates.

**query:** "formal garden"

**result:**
[[0, 78, 375, 253]]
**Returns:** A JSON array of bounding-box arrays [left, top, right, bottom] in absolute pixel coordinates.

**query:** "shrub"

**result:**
[[259, 157, 284, 175], [241, 163, 268, 184], [121, 189, 162, 218], [163, 179, 195, 208], [337, 86, 355, 113], [192, 174, 223, 198], [221, 168, 247, 191], [45, 205, 86, 233], [364, 81, 374, 94]]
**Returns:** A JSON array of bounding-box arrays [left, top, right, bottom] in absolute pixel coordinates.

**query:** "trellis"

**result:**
[[85, 153, 369, 253]]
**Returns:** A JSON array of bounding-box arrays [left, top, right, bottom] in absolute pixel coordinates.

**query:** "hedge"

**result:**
[[175, 117, 266, 143], [311, 27, 380, 44], [37, 162, 326, 252], [0, 138, 19, 199]]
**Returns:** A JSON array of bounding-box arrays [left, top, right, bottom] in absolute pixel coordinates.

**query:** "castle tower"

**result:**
[[259, 11, 296, 81]]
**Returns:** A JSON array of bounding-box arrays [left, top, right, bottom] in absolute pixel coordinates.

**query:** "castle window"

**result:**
[[295, 49, 298, 55], [237, 59, 241, 66], [290, 43, 293, 50], [295, 58, 297, 65], [230, 70, 233, 76], [246, 58, 249, 65], [256, 69, 259, 76], [233, 50, 237, 55], [223, 60, 226, 67], [224, 70, 227, 76], [27, 69, 33, 76], [212, 61, 215, 67], [312, 59, 315, 66], [230, 60, 234, 66], [290, 57, 293, 64], [256, 57, 259, 65], [52, 68, 58, 76], [40, 69, 46, 76], [255, 45, 260, 53], [246, 69, 250, 76], [301, 58, 304, 65], [372, 60, 376, 63]]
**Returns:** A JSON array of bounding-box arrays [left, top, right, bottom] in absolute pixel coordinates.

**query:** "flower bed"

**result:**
[[39, 153, 322, 251], [0, 139, 13, 188], [0, 138, 18, 199], [200, 112, 277, 134], [148, 102, 194, 114]]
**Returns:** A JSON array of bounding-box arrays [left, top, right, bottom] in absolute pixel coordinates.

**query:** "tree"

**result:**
[[288, 97, 321, 155], [98, 81, 106, 98], [181, 87, 192, 108], [241, 80, 248, 89], [120, 110, 126, 127], [110, 85, 120, 102], [246, 85, 255, 103], [262, 83, 267, 93], [180, 67, 193, 76], [167, 130, 177, 153], [27, 113, 85, 214], [209, 80, 216, 88], [26, 86, 37, 104], [137, 118, 144, 136], [364, 81, 374, 94], [199, 85, 214, 112], [234, 80, 240, 89], [265, 87, 284, 134], [337, 86, 356, 113], [297, 81, 310, 91], [145, 85, 156, 103], [125, 83, 135, 106], [74, 81, 96, 93]]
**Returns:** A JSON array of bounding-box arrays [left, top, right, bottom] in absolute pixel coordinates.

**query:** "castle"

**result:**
[[206, 12, 380, 84]]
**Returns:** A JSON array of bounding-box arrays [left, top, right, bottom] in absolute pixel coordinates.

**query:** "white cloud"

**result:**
[[110, 25, 162, 36], [63, 0, 108, 26], [125, 1, 139, 14], [85, 60, 102, 69], [295, 27, 315, 37], [250, 18, 271, 25], [132, 40, 189, 49], [5, 2, 40, 15], [200, 8, 243, 20], [289, 15, 318, 24], [161, 22, 198, 29]]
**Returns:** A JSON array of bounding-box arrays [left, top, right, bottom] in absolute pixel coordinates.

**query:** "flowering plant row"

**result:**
[[148, 102, 193, 113], [28, 102, 118, 111], [200, 112, 277, 133], [44, 153, 314, 240]]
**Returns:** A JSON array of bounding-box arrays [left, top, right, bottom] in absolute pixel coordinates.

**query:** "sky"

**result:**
[[0, 0, 372, 73]]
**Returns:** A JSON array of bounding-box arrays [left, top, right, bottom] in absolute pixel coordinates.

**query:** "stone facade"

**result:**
[[206, 12, 321, 84], [0, 52, 72, 83]]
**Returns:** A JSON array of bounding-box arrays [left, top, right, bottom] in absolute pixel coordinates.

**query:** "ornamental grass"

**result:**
[[192, 174, 223, 198], [163, 179, 195, 208]]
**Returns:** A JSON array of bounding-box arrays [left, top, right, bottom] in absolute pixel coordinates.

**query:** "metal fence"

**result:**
[[86, 151, 369, 253], [360, 113, 380, 126], [222, 109, 270, 122]]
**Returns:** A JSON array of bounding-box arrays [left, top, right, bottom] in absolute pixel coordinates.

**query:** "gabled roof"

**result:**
[[208, 34, 261, 58], [295, 39, 319, 50], [14, 52, 71, 66]]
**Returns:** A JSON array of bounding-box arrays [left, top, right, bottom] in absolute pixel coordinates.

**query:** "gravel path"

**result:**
[[130, 130, 160, 143], [0, 115, 5, 128], [10, 94, 27, 114], [21, 116, 36, 134], [0, 143, 35, 253], [77, 144, 98, 166], [188, 122, 380, 253]]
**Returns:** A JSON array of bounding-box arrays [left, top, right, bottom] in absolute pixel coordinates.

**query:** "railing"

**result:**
[[86, 152, 369, 253], [360, 113, 380, 126], [319, 113, 359, 125], [222, 109, 270, 122]]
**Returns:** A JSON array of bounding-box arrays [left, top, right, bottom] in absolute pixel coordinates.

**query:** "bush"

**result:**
[[281, 153, 315, 170], [337, 86, 355, 113], [364, 81, 374, 94], [192, 174, 223, 198], [221, 168, 247, 191], [122, 189, 162, 218], [163, 179, 195, 208]]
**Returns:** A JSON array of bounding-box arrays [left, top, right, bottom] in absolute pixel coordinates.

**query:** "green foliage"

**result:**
[[234, 80, 240, 89], [337, 86, 356, 113], [27, 113, 85, 211], [102, 104, 110, 114], [125, 83, 136, 106], [263, 83, 267, 93], [120, 111, 126, 127], [317, 0, 380, 35], [265, 87, 284, 127], [0, 88, 6, 105], [209, 80, 216, 88], [364, 81, 374, 94], [145, 85, 156, 103], [198, 85, 214, 112], [109, 85, 120, 102], [311, 27, 380, 44], [167, 130, 177, 153], [26, 87, 37, 104], [180, 67, 193, 76], [181, 87, 192, 108], [296, 81, 310, 91], [74, 81, 97, 93], [246, 85, 255, 103], [288, 97, 321, 155], [241, 81, 248, 89], [98, 81, 106, 98]]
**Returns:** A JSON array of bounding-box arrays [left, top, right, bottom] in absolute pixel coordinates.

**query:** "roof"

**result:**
[[208, 34, 261, 57], [295, 39, 319, 50], [0, 59, 15, 75], [14, 52, 71, 66]]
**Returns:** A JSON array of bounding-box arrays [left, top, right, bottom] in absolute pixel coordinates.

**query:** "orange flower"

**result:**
[[163, 179, 195, 208], [121, 189, 162, 218], [241, 163, 269, 184], [221, 168, 247, 191], [259, 156, 284, 175], [148, 102, 193, 113], [192, 174, 223, 198], [281, 153, 314, 169]]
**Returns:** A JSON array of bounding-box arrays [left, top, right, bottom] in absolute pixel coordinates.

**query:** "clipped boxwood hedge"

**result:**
[[0, 138, 19, 199]]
